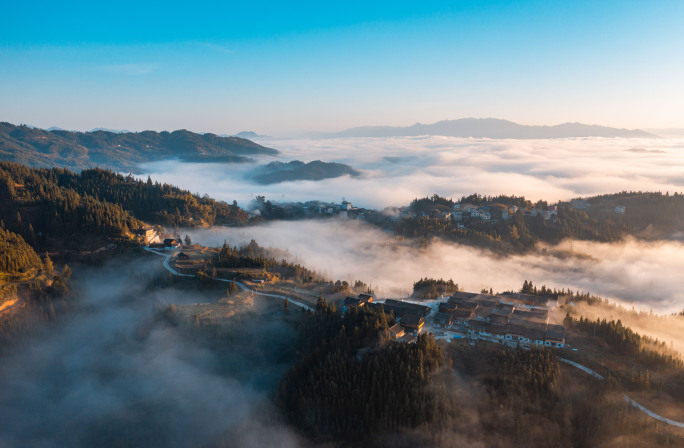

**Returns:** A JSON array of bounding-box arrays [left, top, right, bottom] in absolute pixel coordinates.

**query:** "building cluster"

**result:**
[[524, 204, 559, 222], [135, 225, 161, 244], [450, 203, 512, 223], [252, 199, 378, 221], [434, 291, 566, 348], [340, 290, 567, 349], [340, 295, 431, 343], [570, 198, 626, 215]]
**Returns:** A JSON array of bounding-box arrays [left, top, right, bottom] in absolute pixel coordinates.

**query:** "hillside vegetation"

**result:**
[[0, 122, 278, 172], [0, 162, 248, 250]]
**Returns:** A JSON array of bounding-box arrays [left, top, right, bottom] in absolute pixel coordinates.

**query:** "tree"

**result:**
[[42, 254, 54, 274]]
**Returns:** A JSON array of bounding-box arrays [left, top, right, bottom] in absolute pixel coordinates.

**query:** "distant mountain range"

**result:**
[[328, 118, 660, 139], [644, 128, 684, 138], [231, 131, 271, 139], [0, 122, 278, 172], [252, 160, 359, 184]]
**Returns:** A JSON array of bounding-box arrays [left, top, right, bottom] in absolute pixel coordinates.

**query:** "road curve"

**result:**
[[143, 247, 313, 311], [559, 357, 684, 428]]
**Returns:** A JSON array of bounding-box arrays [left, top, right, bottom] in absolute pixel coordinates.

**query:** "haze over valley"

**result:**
[[2, 1, 684, 447]]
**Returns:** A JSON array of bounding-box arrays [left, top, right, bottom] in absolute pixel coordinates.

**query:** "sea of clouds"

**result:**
[[140, 136, 684, 209]]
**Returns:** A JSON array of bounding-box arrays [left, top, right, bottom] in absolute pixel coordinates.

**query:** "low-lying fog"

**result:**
[[140, 136, 684, 209], [184, 220, 684, 316], [185, 219, 684, 354], [0, 258, 303, 448]]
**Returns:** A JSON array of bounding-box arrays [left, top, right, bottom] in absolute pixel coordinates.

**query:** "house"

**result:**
[[136, 225, 156, 239], [493, 304, 515, 316], [570, 198, 591, 210], [489, 313, 509, 325], [434, 312, 454, 328], [448, 291, 479, 303], [452, 309, 474, 324], [458, 301, 479, 312], [528, 328, 546, 346], [545, 324, 566, 347], [389, 323, 405, 339], [467, 320, 492, 338], [342, 296, 364, 310], [505, 325, 531, 344], [176, 252, 190, 260], [381, 299, 431, 318], [438, 302, 458, 314], [358, 294, 374, 304], [489, 205, 509, 221], [400, 314, 425, 333], [452, 211, 463, 221], [615, 205, 626, 214], [164, 238, 180, 248]]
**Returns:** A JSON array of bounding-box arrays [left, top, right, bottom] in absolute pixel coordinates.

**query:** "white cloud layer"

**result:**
[[184, 220, 684, 315], [139, 136, 684, 209]]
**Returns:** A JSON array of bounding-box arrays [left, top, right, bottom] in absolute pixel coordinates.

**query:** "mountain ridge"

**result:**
[[0, 122, 278, 173], [329, 118, 660, 139], [252, 160, 359, 184]]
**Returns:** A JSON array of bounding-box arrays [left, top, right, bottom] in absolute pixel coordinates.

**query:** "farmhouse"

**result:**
[[357, 294, 374, 304], [389, 323, 405, 339], [380, 299, 431, 318], [164, 238, 180, 248], [448, 291, 479, 302], [434, 312, 454, 328], [400, 314, 425, 333], [452, 308, 474, 323], [545, 324, 566, 348], [438, 302, 458, 314]]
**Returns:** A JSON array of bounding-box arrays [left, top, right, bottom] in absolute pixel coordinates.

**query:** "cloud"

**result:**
[[198, 42, 233, 54], [138, 136, 684, 210], [183, 221, 684, 315], [96, 63, 158, 75], [0, 258, 304, 447]]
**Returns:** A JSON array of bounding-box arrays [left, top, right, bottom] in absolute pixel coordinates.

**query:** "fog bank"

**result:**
[[185, 220, 684, 315], [0, 258, 304, 448], [139, 136, 684, 209]]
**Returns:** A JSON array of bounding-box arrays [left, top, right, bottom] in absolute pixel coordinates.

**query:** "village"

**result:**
[[340, 290, 567, 349], [246, 195, 628, 233], [131, 221, 569, 351]]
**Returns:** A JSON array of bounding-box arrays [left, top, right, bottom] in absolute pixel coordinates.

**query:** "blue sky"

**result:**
[[1, 1, 683, 135]]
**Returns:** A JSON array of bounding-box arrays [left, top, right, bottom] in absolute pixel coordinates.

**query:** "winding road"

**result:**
[[143, 247, 313, 311], [559, 357, 684, 428]]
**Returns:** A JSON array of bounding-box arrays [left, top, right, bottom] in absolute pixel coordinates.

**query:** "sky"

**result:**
[[1, 1, 683, 135]]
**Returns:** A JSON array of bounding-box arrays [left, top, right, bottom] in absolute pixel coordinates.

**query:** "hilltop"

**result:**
[[329, 118, 659, 139], [0, 122, 278, 173], [252, 160, 360, 184]]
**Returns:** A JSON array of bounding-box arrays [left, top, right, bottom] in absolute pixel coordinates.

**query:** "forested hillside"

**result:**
[[396, 192, 684, 252], [0, 162, 248, 250], [0, 122, 278, 172], [276, 300, 684, 447], [277, 303, 451, 442], [0, 227, 42, 276]]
